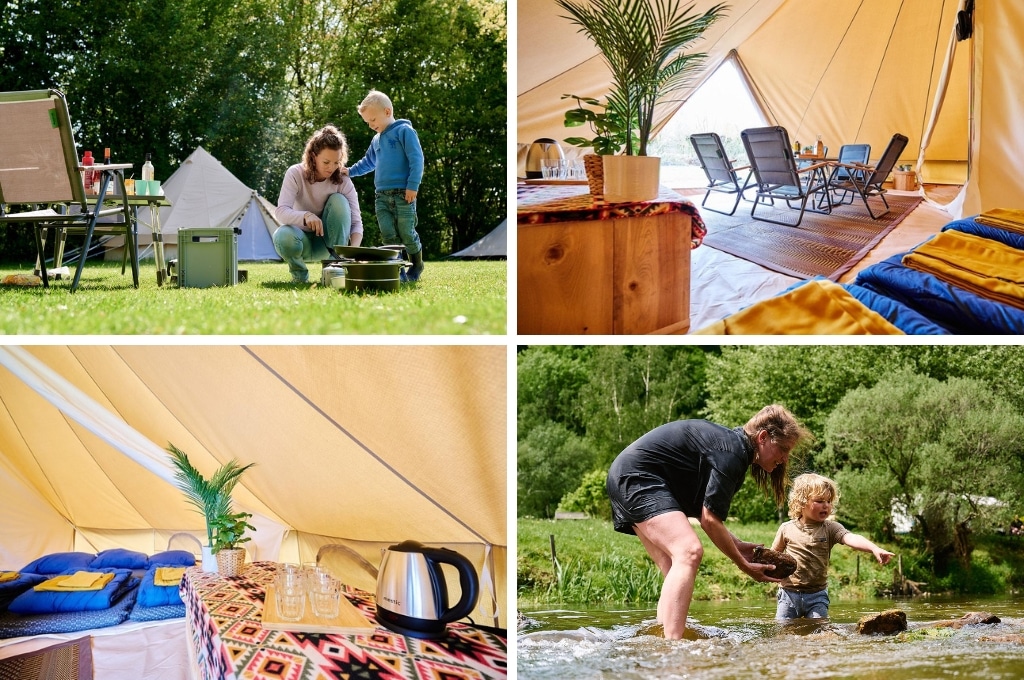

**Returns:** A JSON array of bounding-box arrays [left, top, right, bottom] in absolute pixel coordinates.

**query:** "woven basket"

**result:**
[[583, 154, 604, 201], [216, 548, 246, 577]]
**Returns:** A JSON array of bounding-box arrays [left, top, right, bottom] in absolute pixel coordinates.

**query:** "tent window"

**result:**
[[650, 58, 768, 190]]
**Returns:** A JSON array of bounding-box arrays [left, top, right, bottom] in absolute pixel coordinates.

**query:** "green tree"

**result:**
[[517, 346, 593, 436], [518, 423, 599, 518], [825, 370, 1024, 574], [579, 345, 709, 466]]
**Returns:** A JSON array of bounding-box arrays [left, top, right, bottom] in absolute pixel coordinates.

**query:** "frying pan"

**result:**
[[318, 234, 402, 262]]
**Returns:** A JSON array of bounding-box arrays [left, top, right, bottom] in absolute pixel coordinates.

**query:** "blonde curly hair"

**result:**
[[788, 473, 840, 520]]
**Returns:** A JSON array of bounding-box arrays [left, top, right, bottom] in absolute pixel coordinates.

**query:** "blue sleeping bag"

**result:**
[[7, 569, 137, 615], [854, 252, 1024, 334], [135, 566, 185, 608], [942, 217, 1024, 250]]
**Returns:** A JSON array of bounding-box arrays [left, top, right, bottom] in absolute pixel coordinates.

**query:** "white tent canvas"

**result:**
[[0, 345, 507, 629], [518, 0, 1024, 216], [106, 146, 281, 262], [450, 219, 507, 259]]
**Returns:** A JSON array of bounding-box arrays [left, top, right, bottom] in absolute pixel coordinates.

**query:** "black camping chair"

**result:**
[[826, 134, 909, 219], [689, 132, 753, 216], [820, 143, 871, 207], [740, 126, 832, 227]]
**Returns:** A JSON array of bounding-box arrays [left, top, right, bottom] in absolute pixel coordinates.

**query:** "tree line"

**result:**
[[0, 0, 506, 260], [518, 345, 1024, 577]]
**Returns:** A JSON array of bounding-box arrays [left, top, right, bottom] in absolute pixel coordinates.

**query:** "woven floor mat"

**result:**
[[701, 194, 923, 280], [0, 637, 93, 680]]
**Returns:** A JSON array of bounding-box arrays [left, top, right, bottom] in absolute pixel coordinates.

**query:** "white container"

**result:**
[[321, 265, 346, 289]]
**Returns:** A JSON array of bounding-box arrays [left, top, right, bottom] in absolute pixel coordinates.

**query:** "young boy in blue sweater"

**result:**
[[346, 90, 426, 282]]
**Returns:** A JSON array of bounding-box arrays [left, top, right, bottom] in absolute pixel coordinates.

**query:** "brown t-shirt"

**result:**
[[771, 519, 850, 593]]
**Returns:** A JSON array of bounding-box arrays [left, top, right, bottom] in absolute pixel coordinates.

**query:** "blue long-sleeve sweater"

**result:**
[[349, 119, 424, 192]]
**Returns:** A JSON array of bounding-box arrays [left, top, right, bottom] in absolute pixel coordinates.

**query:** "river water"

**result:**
[[518, 595, 1024, 679]]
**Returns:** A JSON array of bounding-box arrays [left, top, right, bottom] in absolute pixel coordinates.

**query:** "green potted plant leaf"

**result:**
[[209, 510, 255, 577], [556, 0, 727, 202], [167, 443, 256, 572]]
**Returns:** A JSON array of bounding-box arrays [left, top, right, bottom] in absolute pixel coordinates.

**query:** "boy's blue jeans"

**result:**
[[375, 189, 421, 256], [776, 587, 830, 619], [273, 193, 352, 282]]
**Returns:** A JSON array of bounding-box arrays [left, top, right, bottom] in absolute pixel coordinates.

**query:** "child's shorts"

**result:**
[[776, 587, 829, 619]]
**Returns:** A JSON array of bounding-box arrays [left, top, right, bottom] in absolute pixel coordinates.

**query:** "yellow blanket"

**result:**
[[902, 230, 1024, 310], [975, 208, 1024, 235], [0, 571, 19, 583], [154, 567, 187, 587], [694, 279, 904, 335], [35, 571, 115, 592]]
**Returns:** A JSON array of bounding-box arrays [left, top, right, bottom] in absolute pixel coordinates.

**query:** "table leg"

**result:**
[[152, 203, 166, 287]]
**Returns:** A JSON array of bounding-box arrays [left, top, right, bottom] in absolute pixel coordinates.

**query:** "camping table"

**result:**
[[517, 183, 706, 334], [88, 193, 173, 286], [181, 562, 507, 680]]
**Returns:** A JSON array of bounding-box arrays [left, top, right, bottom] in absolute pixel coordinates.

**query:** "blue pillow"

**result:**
[[21, 552, 96, 575], [149, 550, 196, 567], [91, 548, 151, 570]]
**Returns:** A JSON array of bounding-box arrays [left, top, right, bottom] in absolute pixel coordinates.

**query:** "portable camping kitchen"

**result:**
[[518, 0, 1024, 216], [0, 345, 507, 629]]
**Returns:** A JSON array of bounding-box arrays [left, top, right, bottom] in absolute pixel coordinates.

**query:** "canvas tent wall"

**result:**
[[518, 0, 1024, 217], [105, 146, 281, 262], [0, 345, 507, 628], [450, 219, 507, 259]]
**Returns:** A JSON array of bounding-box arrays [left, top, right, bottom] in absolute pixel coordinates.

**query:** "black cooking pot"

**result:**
[[344, 261, 403, 292]]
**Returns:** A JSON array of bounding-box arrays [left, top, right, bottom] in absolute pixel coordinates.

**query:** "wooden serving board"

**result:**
[[261, 585, 378, 634], [523, 178, 589, 185]]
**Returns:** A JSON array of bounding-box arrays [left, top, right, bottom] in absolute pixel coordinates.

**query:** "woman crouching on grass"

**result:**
[[606, 404, 812, 639], [273, 125, 364, 284]]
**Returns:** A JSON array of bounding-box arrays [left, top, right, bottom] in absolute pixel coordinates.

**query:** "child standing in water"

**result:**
[[772, 473, 894, 619]]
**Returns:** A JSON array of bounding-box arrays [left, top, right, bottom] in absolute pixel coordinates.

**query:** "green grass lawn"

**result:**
[[518, 517, 899, 606], [0, 259, 506, 334]]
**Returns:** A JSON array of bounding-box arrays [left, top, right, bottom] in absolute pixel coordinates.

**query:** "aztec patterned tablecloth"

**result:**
[[516, 184, 707, 248], [182, 562, 507, 680]]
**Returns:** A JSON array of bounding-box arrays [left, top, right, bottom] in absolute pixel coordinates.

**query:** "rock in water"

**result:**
[[751, 545, 797, 578], [857, 609, 908, 635], [934, 612, 1001, 629]]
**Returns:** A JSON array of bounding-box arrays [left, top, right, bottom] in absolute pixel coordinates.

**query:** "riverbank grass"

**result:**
[[518, 517, 898, 606], [0, 260, 505, 334]]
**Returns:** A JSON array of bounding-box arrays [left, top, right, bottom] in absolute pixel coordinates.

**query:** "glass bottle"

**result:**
[[142, 153, 155, 181]]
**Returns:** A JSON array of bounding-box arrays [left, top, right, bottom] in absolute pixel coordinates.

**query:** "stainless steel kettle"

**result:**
[[524, 138, 565, 179], [375, 540, 480, 639]]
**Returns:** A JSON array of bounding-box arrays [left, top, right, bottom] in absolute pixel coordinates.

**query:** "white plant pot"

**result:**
[[201, 546, 218, 573], [603, 155, 661, 203]]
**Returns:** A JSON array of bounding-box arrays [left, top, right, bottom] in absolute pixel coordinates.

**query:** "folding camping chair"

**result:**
[[689, 132, 754, 215], [0, 89, 137, 292], [826, 134, 909, 219], [740, 126, 832, 227], [824, 143, 871, 205]]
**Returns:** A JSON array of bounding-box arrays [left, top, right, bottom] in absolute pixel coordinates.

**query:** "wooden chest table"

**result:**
[[517, 184, 706, 334]]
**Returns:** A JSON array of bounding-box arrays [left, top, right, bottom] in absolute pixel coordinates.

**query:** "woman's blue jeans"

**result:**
[[374, 189, 421, 256], [273, 192, 351, 282]]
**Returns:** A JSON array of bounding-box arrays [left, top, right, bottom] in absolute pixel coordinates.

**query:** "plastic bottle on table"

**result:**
[[82, 150, 95, 192], [142, 153, 154, 181]]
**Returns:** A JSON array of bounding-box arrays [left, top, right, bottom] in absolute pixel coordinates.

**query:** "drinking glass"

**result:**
[[276, 583, 306, 621], [310, 577, 342, 619]]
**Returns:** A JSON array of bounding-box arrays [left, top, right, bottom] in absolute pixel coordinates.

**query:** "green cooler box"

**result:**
[[176, 228, 238, 288]]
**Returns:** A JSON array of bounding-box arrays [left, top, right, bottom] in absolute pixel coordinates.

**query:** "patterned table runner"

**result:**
[[182, 562, 506, 680], [517, 184, 707, 248]]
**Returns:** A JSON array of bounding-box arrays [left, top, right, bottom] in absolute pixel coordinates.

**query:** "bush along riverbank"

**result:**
[[517, 518, 1022, 607]]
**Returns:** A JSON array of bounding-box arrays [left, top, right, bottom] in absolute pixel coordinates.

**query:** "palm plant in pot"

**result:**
[[167, 443, 256, 573], [556, 0, 728, 202]]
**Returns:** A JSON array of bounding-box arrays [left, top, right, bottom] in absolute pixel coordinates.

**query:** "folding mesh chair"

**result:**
[[827, 134, 909, 219], [0, 89, 137, 291], [740, 126, 832, 227], [826, 143, 871, 205], [689, 132, 753, 216]]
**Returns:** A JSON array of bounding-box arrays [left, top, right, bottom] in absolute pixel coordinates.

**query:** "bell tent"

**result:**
[[518, 0, 1024, 217], [108, 146, 281, 262], [450, 219, 508, 259], [0, 345, 507, 630]]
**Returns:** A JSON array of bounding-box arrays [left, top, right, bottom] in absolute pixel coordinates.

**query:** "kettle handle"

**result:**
[[423, 547, 479, 624]]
